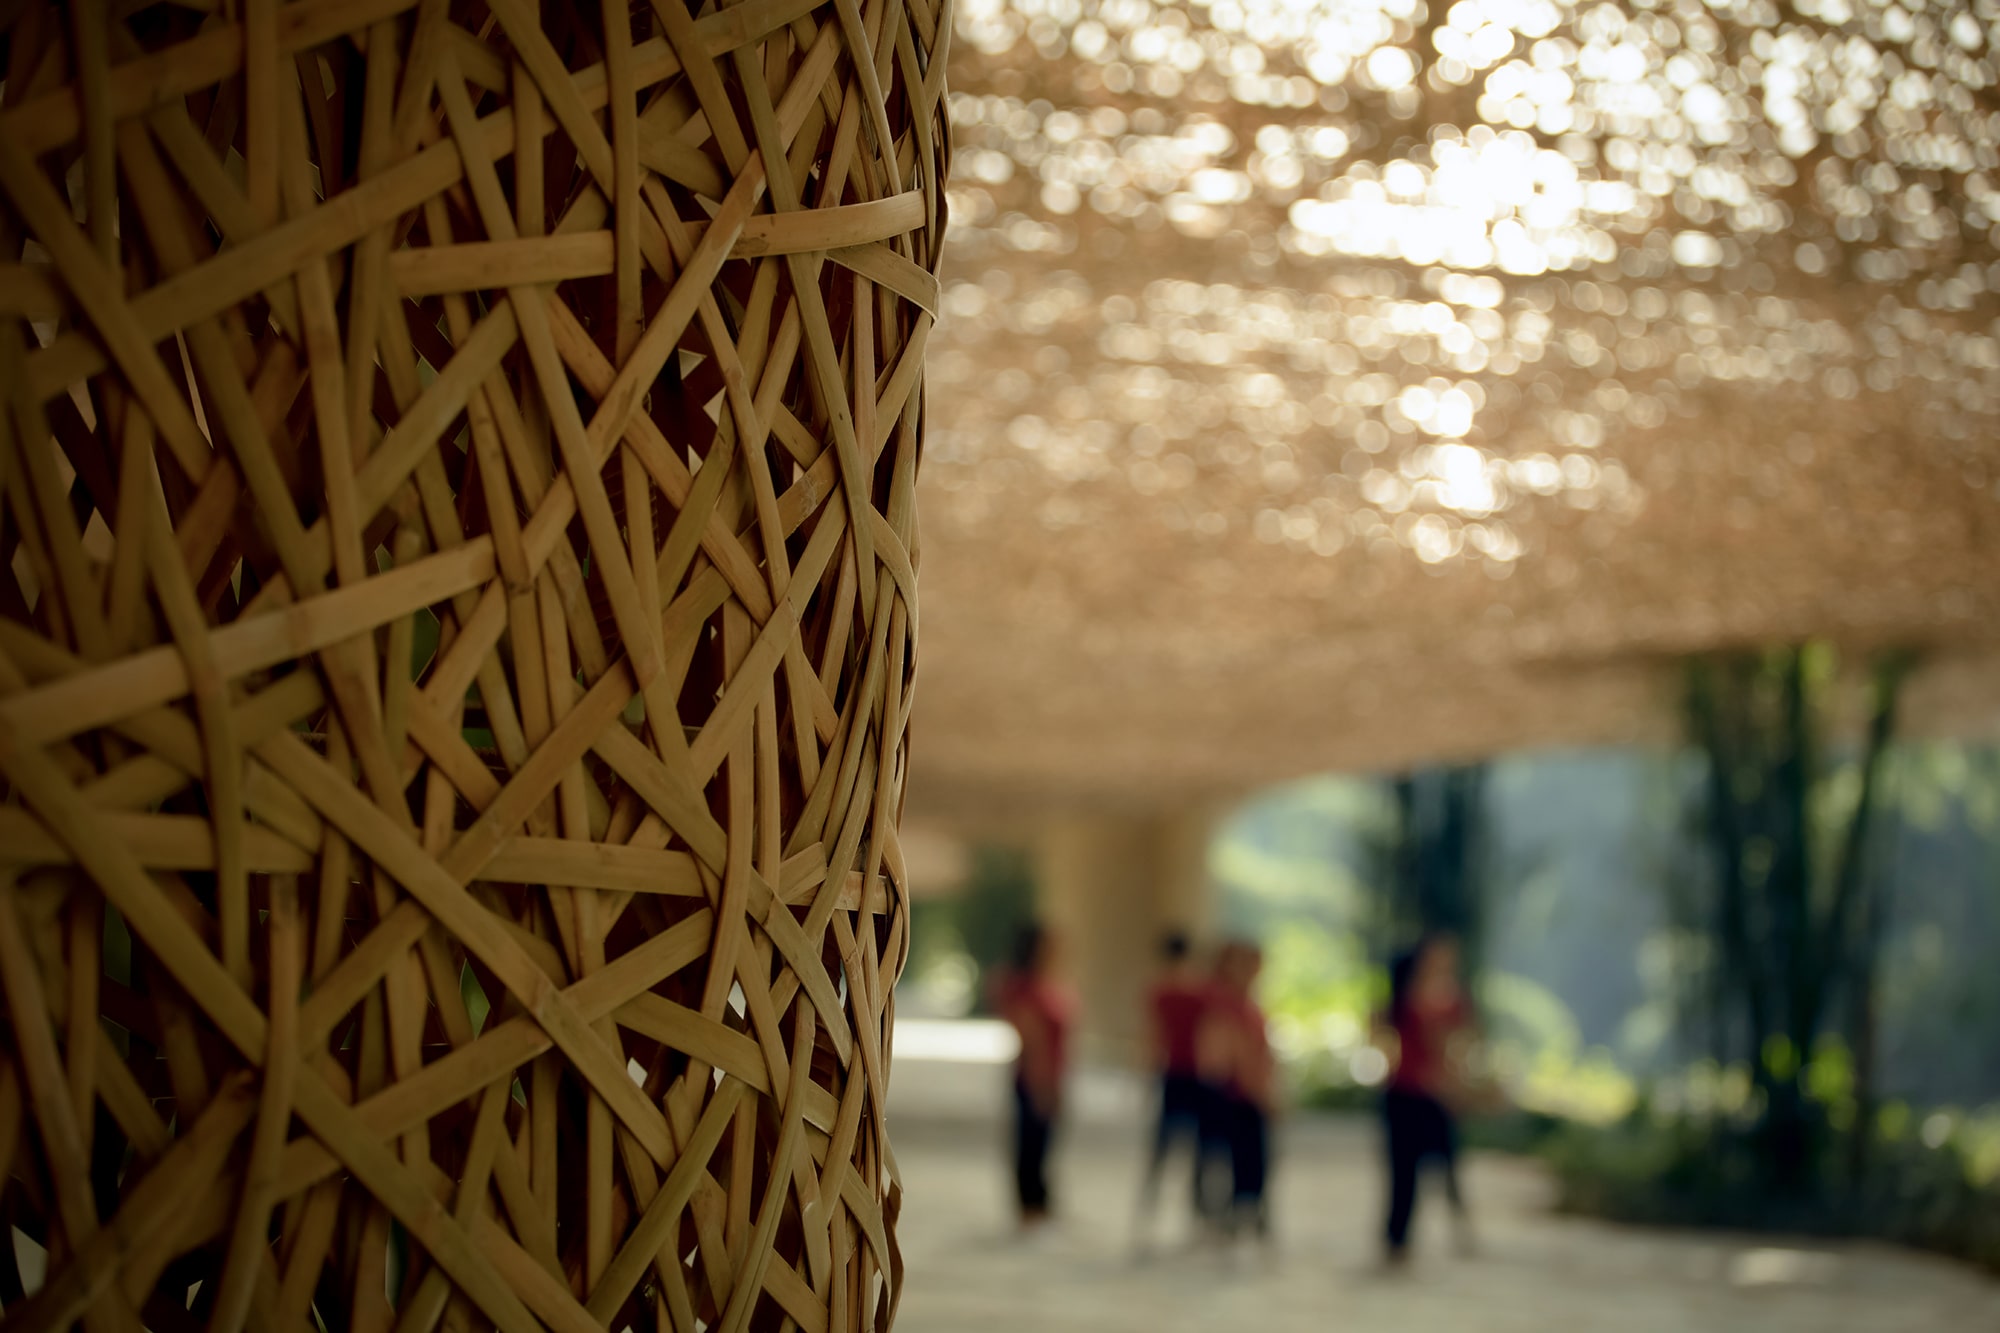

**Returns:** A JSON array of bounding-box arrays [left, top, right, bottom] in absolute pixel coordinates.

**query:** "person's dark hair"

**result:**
[[1160, 930, 1190, 961], [1011, 923, 1047, 972]]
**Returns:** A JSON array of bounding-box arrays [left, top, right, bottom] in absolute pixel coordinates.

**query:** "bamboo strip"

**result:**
[[387, 191, 928, 298]]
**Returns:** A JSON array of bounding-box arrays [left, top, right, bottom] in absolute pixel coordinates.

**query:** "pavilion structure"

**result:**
[[4, 0, 2000, 1324], [909, 0, 2000, 1058]]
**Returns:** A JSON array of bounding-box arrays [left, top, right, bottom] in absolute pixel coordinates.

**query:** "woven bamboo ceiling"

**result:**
[[908, 0, 2000, 812]]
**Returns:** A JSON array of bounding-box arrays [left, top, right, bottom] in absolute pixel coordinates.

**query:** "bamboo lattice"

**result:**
[[0, 0, 944, 1328]]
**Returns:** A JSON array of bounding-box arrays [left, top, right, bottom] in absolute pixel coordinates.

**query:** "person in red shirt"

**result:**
[[1135, 931, 1210, 1242], [993, 923, 1074, 1228], [1198, 940, 1276, 1243], [1378, 933, 1473, 1264]]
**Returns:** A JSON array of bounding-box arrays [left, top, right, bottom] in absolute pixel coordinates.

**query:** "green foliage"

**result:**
[[1212, 774, 1389, 1097], [903, 844, 1035, 1017], [956, 845, 1036, 972], [1382, 766, 1490, 960], [459, 962, 490, 1036], [1538, 1039, 2000, 1273], [1481, 970, 1582, 1064], [1469, 971, 1641, 1124], [1210, 774, 1382, 939], [1260, 918, 1374, 1026], [1258, 920, 1380, 1103], [1677, 643, 1907, 1192], [1898, 742, 2000, 836], [903, 897, 978, 1016], [1544, 1087, 2000, 1276]]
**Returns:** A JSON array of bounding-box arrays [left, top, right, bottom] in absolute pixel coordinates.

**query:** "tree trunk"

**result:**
[[1682, 646, 1908, 1200]]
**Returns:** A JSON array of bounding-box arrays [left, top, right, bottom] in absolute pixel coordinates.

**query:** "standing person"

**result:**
[[1378, 933, 1474, 1265], [994, 923, 1074, 1230], [1199, 940, 1276, 1245], [1136, 931, 1211, 1246]]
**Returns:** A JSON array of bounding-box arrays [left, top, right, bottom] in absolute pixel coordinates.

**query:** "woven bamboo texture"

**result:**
[[0, 0, 944, 1328]]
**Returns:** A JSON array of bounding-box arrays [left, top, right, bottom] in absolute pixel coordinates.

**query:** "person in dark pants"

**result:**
[[1383, 1086, 1463, 1253], [1379, 934, 1472, 1265], [994, 923, 1073, 1229], [1199, 940, 1275, 1245], [1012, 1079, 1055, 1216], [1136, 931, 1211, 1246]]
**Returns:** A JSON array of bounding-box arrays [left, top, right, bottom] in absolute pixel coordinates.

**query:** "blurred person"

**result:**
[[1193, 946, 1236, 1229], [1198, 939, 1276, 1246], [1378, 933, 1474, 1266], [1135, 930, 1212, 1246], [993, 923, 1074, 1229]]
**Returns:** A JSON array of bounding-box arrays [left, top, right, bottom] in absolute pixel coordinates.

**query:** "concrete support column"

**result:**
[[1035, 807, 1216, 1066]]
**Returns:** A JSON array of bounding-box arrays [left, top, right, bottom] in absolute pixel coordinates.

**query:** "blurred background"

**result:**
[[887, 0, 2000, 1326]]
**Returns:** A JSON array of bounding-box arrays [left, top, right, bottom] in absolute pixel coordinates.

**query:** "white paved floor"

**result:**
[[888, 1061, 2000, 1333]]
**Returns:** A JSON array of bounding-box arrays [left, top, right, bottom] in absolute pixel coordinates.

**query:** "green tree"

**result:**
[[1681, 643, 1907, 1192], [1383, 764, 1491, 974]]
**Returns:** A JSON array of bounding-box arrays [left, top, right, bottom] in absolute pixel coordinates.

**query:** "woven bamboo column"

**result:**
[[0, 0, 943, 1327]]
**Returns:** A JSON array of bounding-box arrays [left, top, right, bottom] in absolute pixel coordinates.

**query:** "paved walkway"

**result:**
[[887, 1058, 2000, 1332]]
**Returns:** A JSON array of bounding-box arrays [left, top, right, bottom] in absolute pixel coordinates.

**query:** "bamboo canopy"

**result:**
[[0, 0, 943, 1329], [913, 0, 2000, 812]]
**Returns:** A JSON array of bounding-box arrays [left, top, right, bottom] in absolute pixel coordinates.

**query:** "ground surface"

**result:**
[[886, 1057, 2000, 1333]]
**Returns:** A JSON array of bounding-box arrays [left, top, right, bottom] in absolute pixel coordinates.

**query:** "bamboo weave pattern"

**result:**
[[0, 0, 944, 1328]]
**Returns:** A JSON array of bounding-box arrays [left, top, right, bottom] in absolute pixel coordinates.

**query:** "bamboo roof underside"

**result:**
[[909, 0, 2000, 812]]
